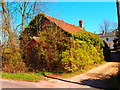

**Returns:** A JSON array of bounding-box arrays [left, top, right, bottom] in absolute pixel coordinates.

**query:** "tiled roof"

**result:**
[[99, 32, 116, 38], [43, 13, 84, 34], [29, 13, 85, 43]]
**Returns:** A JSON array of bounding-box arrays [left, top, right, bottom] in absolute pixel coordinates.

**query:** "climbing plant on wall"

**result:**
[[20, 13, 105, 72]]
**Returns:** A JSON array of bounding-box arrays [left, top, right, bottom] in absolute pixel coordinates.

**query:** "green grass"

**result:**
[[111, 51, 117, 52], [110, 49, 120, 52], [1, 72, 52, 82]]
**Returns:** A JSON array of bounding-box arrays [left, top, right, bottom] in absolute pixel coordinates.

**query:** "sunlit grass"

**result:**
[[111, 51, 117, 52], [1, 72, 52, 82]]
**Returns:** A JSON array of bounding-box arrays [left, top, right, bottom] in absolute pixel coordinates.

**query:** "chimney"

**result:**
[[79, 20, 84, 28], [102, 30, 106, 35]]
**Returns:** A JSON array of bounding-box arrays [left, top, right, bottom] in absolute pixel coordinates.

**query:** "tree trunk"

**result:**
[[1, 1, 15, 47], [116, 0, 120, 38], [21, 2, 26, 31], [22, 14, 25, 31]]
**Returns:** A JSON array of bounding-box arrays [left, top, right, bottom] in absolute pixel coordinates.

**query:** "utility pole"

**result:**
[[116, 0, 120, 38]]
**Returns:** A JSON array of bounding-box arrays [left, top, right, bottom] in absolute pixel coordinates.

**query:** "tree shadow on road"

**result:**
[[43, 73, 115, 89], [79, 73, 113, 89], [79, 78, 110, 89], [43, 73, 81, 85], [80, 74, 120, 89]]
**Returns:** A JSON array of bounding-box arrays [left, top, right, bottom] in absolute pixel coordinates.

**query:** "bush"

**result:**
[[2, 47, 27, 73], [61, 39, 103, 72]]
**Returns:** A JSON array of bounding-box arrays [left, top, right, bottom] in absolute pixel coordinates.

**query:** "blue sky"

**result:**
[[47, 2, 118, 34]]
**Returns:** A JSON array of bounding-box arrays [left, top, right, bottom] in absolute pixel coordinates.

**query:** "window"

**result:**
[[106, 38, 109, 41], [114, 37, 118, 40]]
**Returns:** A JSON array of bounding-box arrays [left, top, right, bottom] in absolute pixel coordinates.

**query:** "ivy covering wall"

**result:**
[[20, 13, 105, 72]]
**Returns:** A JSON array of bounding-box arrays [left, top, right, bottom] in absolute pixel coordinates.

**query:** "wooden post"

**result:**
[[116, 0, 120, 38]]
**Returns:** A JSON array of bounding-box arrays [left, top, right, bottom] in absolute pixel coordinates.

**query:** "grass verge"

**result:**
[[1, 72, 52, 82]]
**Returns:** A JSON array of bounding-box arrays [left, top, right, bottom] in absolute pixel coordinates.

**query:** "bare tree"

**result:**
[[15, 1, 48, 31], [0, 1, 48, 47], [0, 1, 15, 47], [99, 20, 117, 34]]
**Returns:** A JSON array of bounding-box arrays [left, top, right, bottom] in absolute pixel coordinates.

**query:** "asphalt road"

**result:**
[[1, 79, 94, 88], [1, 79, 40, 88]]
